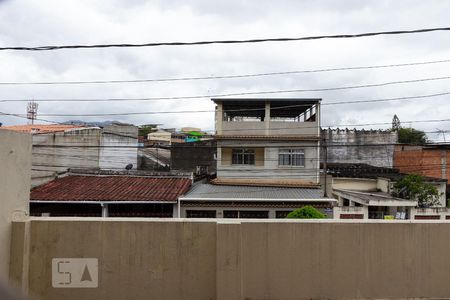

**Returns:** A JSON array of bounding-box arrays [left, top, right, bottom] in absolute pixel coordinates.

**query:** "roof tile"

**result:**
[[1, 124, 83, 133], [30, 175, 192, 202]]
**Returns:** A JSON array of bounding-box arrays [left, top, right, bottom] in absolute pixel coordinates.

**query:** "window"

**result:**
[[278, 149, 304, 166], [232, 149, 255, 165]]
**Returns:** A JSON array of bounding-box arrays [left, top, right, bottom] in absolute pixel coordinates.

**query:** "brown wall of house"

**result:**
[[10, 219, 450, 300], [394, 145, 449, 181], [221, 147, 232, 166]]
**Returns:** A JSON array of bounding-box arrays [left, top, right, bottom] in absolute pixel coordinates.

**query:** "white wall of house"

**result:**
[[0, 129, 31, 279], [32, 128, 102, 186], [217, 141, 319, 183], [99, 132, 138, 170], [410, 207, 450, 220], [31, 125, 138, 186], [333, 206, 368, 219], [332, 177, 378, 192]]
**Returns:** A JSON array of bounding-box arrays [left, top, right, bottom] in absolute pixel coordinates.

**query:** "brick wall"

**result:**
[[394, 145, 449, 181]]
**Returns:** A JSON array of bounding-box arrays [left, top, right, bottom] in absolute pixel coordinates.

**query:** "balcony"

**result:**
[[214, 98, 320, 137]]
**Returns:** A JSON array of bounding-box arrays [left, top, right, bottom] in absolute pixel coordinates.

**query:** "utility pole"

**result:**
[[322, 132, 328, 197], [27, 101, 38, 124]]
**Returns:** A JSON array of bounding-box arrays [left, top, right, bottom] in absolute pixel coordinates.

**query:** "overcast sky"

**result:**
[[0, 0, 449, 140]]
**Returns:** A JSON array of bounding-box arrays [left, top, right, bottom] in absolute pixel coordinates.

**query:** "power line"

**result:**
[[1, 27, 450, 51], [1, 58, 449, 85], [29, 141, 450, 149], [1, 75, 450, 103], [6, 91, 450, 117], [2, 109, 450, 134]]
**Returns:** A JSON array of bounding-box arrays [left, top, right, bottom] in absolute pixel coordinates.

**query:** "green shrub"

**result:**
[[286, 206, 326, 219], [392, 174, 441, 208]]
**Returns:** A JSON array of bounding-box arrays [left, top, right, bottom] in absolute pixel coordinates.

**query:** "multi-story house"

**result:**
[[179, 98, 336, 218]]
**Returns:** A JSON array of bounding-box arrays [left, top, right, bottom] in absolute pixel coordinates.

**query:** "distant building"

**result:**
[[2, 123, 138, 187], [322, 128, 398, 168], [30, 169, 192, 217], [178, 98, 336, 219], [171, 128, 212, 144], [147, 128, 172, 145]]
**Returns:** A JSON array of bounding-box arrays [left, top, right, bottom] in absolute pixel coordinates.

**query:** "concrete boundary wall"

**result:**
[[0, 130, 31, 281], [10, 218, 450, 300]]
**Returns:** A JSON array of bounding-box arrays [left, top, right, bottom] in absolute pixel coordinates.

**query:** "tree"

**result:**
[[392, 174, 441, 208], [286, 206, 326, 219], [397, 127, 427, 144]]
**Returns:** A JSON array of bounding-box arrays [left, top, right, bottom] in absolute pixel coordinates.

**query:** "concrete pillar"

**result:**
[[265, 101, 270, 135], [101, 204, 109, 218], [173, 203, 179, 218], [216, 103, 223, 135], [216, 222, 241, 300], [9, 220, 30, 292], [349, 200, 355, 207], [268, 210, 276, 219], [0, 130, 31, 281], [216, 208, 224, 218]]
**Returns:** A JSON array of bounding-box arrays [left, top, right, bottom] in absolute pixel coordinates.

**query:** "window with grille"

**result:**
[[232, 149, 255, 165], [278, 149, 305, 166]]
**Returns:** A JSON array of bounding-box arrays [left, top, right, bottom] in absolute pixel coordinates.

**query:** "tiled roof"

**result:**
[[30, 175, 192, 202], [1, 124, 83, 134], [180, 183, 333, 201]]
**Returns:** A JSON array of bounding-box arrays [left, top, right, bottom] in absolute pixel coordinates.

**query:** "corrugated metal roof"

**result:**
[[31, 175, 191, 202], [180, 183, 328, 200]]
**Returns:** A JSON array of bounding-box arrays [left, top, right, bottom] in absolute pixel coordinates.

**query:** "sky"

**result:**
[[0, 0, 449, 140]]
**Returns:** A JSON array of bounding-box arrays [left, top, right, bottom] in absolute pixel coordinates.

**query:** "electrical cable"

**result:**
[[2, 27, 450, 51], [2, 75, 450, 103], [1, 58, 449, 85]]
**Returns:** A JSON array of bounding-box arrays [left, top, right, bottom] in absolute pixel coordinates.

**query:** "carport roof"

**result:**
[[179, 183, 335, 202]]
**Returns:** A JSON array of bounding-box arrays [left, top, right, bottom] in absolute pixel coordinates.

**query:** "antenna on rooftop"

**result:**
[[27, 101, 38, 124], [436, 128, 447, 142], [392, 114, 401, 131]]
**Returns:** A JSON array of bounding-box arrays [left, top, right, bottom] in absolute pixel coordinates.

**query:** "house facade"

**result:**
[[179, 98, 336, 218]]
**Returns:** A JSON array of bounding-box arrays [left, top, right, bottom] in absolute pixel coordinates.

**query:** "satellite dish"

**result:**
[[125, 163, 133, 170]]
